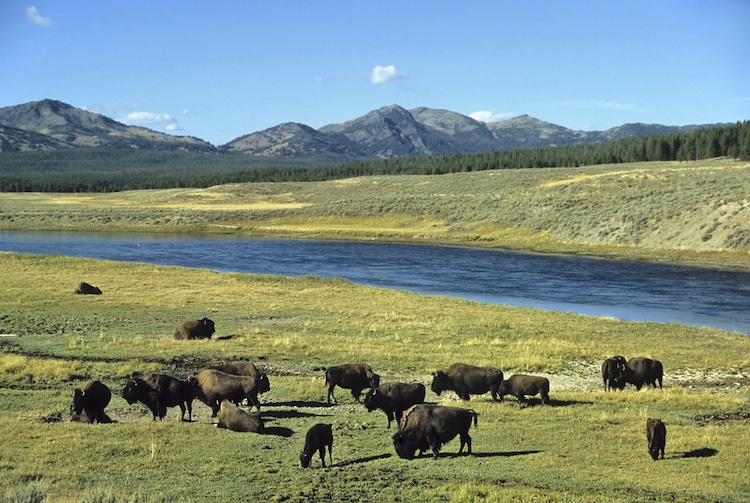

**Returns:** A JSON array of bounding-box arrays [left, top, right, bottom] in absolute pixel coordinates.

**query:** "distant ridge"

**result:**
[[0, 99, 723, 159]]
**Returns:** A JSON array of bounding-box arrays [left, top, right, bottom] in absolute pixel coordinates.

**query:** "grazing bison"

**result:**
[[122, 373, 195, 421], [431, 363, 504, 401], [392, 404, 478, 459], [174, 318, 215, 340], [602, 355, 628, 391], [71, 380, 111, 424], [646, 418, 666, 460], [325, 363, 380, 404], [364, 382, 426, 428], [498, 374, 550, 406], [74, 282, 102, 295], [300, 423, 334, 468], [217, 400, 264, 433], [625, 357, 664, 390], [193, 369, 267, 416]]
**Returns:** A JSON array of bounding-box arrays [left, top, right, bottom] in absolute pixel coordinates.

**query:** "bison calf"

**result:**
[[71, 380, 112, 424], [498, 374, 550, 407], [217, 400, 264, 433], [646, 418, 666, 460], [431, 363, 504, 402], [392, 404, 478, 460], [174, 317, 215, 340], [364, 382, 426, 428], [300, 423, 333, 468], [325, 363, 380, 404]]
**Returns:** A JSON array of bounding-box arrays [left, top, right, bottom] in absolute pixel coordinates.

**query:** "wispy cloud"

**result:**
[[120, 111, 183, 132], [370, 65, 406, 84], [25, 6, 52, 27], [549, 100, 642, 112], [469, 111, 515, 123]]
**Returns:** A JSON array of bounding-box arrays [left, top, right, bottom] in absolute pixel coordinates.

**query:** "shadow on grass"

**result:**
[[262, 409, 329, 419], [263, 426, 295, 438], [329, 453, 392, 467], [501, 398, 591, 407], [682, 447, 718, 458], [266, 400, 335, 408]]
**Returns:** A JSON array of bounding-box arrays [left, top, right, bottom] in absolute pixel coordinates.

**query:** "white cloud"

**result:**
[[469, 111, 514, 123], [120, 111, 183, 132], [25, 6, 52, 27], [370, 65, 406, 84]]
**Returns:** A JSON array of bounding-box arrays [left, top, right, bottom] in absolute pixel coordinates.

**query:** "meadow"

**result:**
[[1, 253, 749, 502]]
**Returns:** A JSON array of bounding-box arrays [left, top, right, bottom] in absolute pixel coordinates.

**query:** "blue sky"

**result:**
[[3, 1, 748, 146]]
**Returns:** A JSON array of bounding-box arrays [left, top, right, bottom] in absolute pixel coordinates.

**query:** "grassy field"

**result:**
[[1, 254, 749, 502]]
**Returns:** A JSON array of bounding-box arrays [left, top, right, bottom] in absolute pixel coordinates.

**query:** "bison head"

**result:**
[[392, 432, 417, 459], [363, 388, 381, 412], [430, 371, 447, 395], [121, 378, 142, 405], [299, 450, 313, 468], [71, 388, 85, 416], [257, 373, 271, 394]]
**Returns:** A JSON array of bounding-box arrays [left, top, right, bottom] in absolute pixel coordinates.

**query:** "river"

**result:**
[[1, 231, 749, 334]]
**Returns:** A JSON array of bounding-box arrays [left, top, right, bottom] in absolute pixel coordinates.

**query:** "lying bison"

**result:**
[[602, 355, 628, 391], [499, 374, 550, 407], [71, 380, 112, 424], [431, 363, 504, 401], [364, 382, 426, 428], [625, 357, 664, 390], [300, 423, 334, 468], [74, 282, 102, 295], [217, 400, 264, 433], [174, 318, 215, 340], [122, 373, 195, 421], [325, 363, 380, 404], [646, 418, 666, 460], [193, 369, 268, 416], [393, 404, 478, 459]]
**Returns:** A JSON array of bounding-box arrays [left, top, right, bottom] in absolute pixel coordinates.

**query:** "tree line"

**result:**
[[0, 121, 748, 192]]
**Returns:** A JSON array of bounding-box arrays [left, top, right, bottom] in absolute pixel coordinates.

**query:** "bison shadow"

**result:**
[[262, 409, 327, 419], [502, 398, 590, 407], [262, 426, 295, 438], [266, 400, 335, 409], [329, 453, 391, 467], [415, 450, 542, 460], [682, 447, 718, 458]]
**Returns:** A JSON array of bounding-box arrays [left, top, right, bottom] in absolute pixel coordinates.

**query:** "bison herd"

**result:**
[[67, 350, 668, 467]]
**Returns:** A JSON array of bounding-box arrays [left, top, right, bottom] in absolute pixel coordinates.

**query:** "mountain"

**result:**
[[0, 99, 215, 152]]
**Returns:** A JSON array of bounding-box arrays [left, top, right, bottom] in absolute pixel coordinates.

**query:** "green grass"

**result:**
[[1, 254, 749, 502]]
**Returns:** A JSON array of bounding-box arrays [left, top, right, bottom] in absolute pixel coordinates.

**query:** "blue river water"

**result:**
[[1, 231, 749, 334]]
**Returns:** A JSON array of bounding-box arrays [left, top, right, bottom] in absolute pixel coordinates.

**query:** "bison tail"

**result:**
[[469, 409, 479, 428]]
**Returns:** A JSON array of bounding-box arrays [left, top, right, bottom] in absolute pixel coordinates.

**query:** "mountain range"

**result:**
[[0, 99, 721, 161]]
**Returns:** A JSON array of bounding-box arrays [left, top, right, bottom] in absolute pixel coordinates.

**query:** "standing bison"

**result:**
[[498, 374, 550, 406], [324, 363, 380, 404], [174, 318, 215, 340], [217, 400, 264, 433], [601, 355, 628, 391], [364, 382, 426, 428], [431, 363, 504, 402], [122, 373, 196, 421], [208, 361, 271, 403], [300, 423, 334, 468], [392, 404, 478, 459], [193, 369, 268, 416], [646, 418, 666, 460], [71, 380, 112, 424], [625, 357, 664, 390]]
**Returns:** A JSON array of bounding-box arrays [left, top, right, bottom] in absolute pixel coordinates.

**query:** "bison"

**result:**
[[498, 374, 550, 406], [392, 404, 478, 459], [300, 423, 334, 468], [71, 380, 112, 424], [602, 355, 628, 391], [74, 282, 102, 295], [646, 418, 666, 460], [625, 357, 664, 390], [217, 400, 264, 433], [364, 382, 426, 428], [193, 369, 268, 416], [208, 361, 270, 404], [122, 373, 195, 421], [431, 363, 504, 401], [174, 317, 215, 340], [324, 363, 380, 404]]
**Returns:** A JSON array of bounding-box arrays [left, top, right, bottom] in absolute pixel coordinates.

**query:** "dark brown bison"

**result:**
[[602, 355, 628, 391], [217, 400, 264, 433], [300, 423, 334, 468], [498, 374, 550, 406], [208, 361, 270, 403], [122, 373, 195, 421], [71, 380, 111, 424], [193, 369, 268, 416], [324, 363, 380, 404], [431, 363, 504, 401], [625, 357, 664, 390], [364, 382, 426, 428], [74, 282, 102, 295], [646, 418, 666, 460], [174, 318, 215, 340], [392, 404, 478, 459]]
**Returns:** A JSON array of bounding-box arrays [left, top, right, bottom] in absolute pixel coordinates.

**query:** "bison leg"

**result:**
[[540, 390, 550, 405], [327, 384, 337, 404], [458, 431, 472, 456], [425, 430, 443, 460], [351, 387, 363, 402], [318, 447, 327, 468]]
